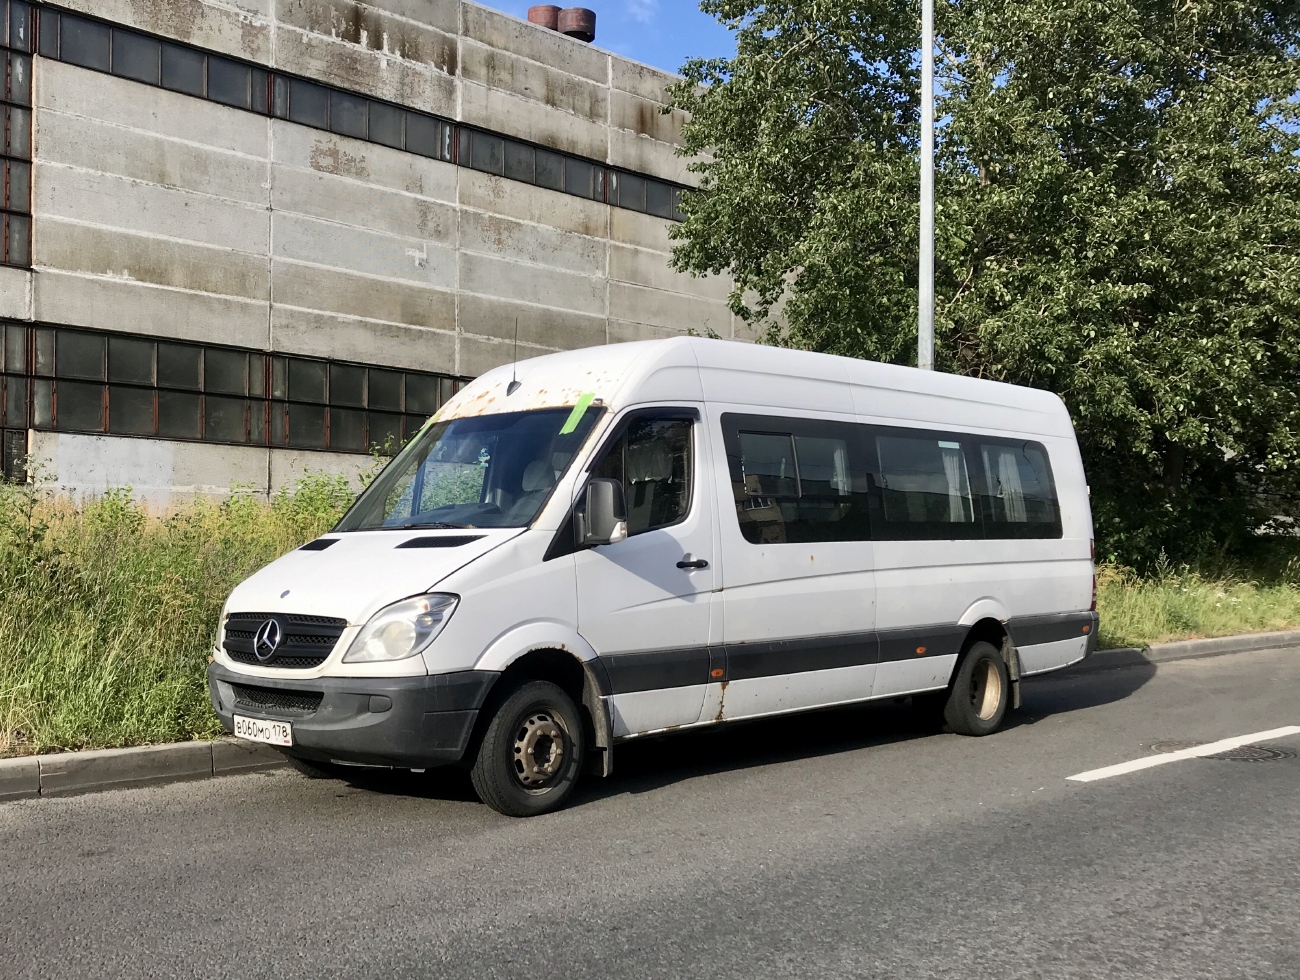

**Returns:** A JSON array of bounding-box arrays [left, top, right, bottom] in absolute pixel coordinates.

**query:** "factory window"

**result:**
[[3, 105, 30, 157], [59, 10, 108, 71], [161, 41, 204, 97], [329, 89, 368, 140], [329, 363, 365, 408], [1, 320, 26, 480], [0, 1, 30, 269], [1, 424, 24, 481], [110, 28, 159, 85], [370, 101, 403, 150], [536, 148, 565, 191], [646, 180, 673, 219], [613, 172, 645, 212], [565, 158, 596, 199], [2, 322, 467, 454], [5, 0, 26, 49], [504, 140, 534, 182], [471, 131, 506, 176], [288, 78, 329, 128], [406, 114, 453, 161], [108, 336, 154, 385], [34, 6, 691, 222], [208, 56, 254, 110]]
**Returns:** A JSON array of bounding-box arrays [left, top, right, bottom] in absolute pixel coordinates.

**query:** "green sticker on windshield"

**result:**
[[559, 392, 596, 435]]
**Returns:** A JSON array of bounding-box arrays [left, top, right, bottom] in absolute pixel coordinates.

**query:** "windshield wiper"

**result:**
[[397, 520, 476, 530]]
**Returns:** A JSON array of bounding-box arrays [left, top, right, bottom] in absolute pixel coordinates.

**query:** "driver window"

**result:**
[[591, 416, 693, 535]]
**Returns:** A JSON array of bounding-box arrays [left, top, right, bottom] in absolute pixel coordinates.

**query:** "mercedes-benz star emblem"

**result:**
[[253, 618, 283, 661]]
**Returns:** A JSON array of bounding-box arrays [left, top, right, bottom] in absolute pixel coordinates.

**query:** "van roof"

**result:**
[[438, 337, 1072, 438]]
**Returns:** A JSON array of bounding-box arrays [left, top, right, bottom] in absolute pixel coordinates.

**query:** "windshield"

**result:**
[[336, 405, 603, 531]]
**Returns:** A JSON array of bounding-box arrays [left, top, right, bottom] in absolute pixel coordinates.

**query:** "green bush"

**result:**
[[0, 476, 355, 756]]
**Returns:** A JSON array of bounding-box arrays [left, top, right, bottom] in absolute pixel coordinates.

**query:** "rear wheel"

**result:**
[[943, 641, 1010, 736], [470, 680, 585, 817]]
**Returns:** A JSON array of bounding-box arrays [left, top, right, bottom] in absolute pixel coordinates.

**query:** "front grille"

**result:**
[[223, 612, 347, 669], [230, 683, 323, 714]]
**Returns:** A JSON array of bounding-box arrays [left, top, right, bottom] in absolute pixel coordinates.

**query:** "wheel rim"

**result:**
[[511, 711, 566, 788], [969, 658, 1003, 721]]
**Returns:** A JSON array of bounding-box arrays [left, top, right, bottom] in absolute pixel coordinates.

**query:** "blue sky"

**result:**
[[484, 0, 737, 75]]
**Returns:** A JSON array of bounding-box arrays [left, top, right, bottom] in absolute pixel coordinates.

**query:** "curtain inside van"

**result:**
[[984, 446, 1028, 522], [939, 442, 972, 523]]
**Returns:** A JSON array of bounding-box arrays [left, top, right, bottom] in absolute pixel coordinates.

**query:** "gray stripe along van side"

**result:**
[[597, 614, 1094, 696]]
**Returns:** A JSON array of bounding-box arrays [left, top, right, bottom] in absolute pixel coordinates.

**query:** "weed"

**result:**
[[0, 475, 354, 756], [1096, 560, 1300, 649]]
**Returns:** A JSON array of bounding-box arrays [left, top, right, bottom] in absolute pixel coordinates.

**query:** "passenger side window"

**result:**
[[871, 430, 981, 539], [591, 416, 692, 535], [978, 439, 1061, 537], [722, 414, 872, 544]]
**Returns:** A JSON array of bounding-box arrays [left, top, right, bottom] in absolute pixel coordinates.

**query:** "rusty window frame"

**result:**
[[0, 321, 467, 455], [0, 4, 30, 269]]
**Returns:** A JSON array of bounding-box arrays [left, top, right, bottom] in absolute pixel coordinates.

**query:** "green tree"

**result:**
[[669, 0, 1300, 565]]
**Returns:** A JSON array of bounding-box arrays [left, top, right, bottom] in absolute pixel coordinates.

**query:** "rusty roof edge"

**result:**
[[436, 339, 696, 421]]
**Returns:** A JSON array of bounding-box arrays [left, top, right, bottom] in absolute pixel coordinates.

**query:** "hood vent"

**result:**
[[396, 535, 485, 549], [299, 538, 338, 551]]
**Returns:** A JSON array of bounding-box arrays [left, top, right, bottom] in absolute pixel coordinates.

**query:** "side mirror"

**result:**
[[578, 478, 628, 547]]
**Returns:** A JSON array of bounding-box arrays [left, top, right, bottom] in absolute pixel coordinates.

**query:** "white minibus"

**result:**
[[208, 338, 1097, 816]]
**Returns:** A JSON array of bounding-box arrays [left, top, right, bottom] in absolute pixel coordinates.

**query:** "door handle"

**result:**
[[677, 554, 709, 569]]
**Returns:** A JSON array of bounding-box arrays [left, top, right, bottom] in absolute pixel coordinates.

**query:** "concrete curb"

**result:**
[[1068, 628, 1300, 675], [0, 738, 284, 802]]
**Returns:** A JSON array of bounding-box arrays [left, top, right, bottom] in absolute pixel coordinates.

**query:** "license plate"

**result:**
[[234, 715, 292, 747]]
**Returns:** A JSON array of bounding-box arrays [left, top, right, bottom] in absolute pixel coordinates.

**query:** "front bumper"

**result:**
[[208, 662, 498, 768]]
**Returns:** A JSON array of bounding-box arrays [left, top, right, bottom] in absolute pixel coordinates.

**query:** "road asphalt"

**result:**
[[2, 647, 1298, 979]]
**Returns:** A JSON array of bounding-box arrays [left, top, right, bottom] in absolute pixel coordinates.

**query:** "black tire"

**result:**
[[282, 754, 343, 780], [943, 641, 1011, 736], [470, 680, 585, 818]]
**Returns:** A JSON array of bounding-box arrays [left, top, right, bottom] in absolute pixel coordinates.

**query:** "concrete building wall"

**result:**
[[31, 430, 373, 503], [21, 1, 742, 366], [2, 0, 744, 502]]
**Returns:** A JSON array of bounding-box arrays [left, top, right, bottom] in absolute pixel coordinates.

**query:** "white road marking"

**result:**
[[1067, 726, 1300, 783]]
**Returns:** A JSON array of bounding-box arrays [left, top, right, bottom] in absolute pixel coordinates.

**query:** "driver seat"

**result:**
[[505, 459, 556, 523]]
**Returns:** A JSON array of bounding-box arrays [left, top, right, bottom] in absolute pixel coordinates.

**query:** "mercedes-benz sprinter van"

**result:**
[[208, 338, 1097, 816]]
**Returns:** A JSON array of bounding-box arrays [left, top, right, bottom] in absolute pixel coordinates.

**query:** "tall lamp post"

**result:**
[[917, 0, 935, 370]]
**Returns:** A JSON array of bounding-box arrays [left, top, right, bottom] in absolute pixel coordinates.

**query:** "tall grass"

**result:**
[[0, 477, 355, 756], [3, 475, 1300, 755], [1096, 556, 1300, 649]]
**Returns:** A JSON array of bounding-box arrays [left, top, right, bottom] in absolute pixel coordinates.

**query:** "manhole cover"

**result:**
[[1150, 740, 1295, 762]]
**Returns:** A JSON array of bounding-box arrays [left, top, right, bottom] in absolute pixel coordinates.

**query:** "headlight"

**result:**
[[342, 594, 458, 663]]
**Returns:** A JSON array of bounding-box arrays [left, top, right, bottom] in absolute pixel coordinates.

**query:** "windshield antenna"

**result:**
[[507, 317, 521, 396]]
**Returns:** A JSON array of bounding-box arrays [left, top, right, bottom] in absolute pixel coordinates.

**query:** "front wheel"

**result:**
[[943, 641, 1010, 736], [470, 680, 585, 817]]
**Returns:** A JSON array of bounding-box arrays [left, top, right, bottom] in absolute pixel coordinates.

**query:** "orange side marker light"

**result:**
[[710, 668, 725, 679], [915, 646, 927, 655]]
